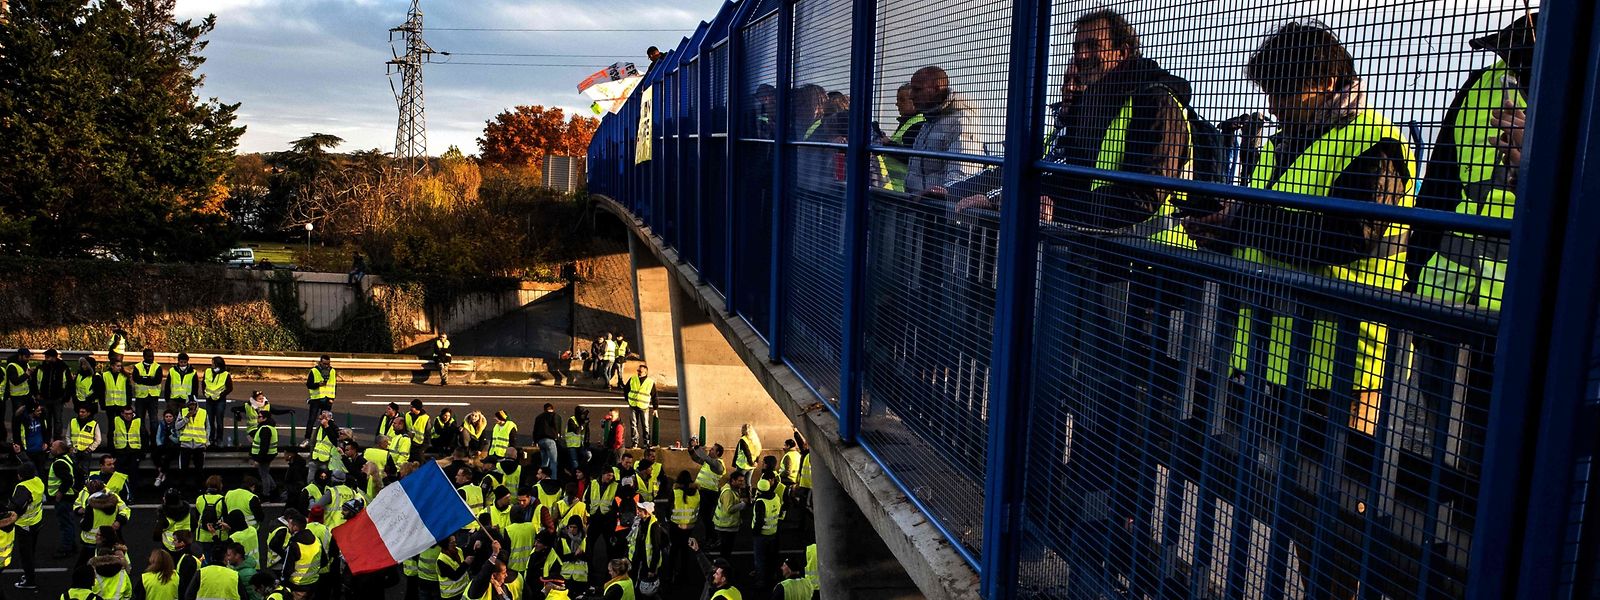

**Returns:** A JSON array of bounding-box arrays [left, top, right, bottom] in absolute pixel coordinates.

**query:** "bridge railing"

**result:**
[[587, 0, 1600, 598]]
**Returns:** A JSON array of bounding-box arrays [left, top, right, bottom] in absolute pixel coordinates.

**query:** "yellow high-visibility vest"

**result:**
[[133, 362, 161, 399], [167, 369, 196, 400], [204, 369, 230, 399], [195, 565, 240, 600], [670, 488, 699, 528], [308, 368, 337, 400], [5, 363, 29, 397], [14, 477, 43, 526], [112, 417, 142, 450], [180, 409, 209, 445], [71, 419, 99, 452], [625, 376, 654, 410], [489, 421, 515, 458], [101, 372, 129, 408]]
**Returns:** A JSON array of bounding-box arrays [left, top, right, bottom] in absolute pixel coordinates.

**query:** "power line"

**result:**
[[433, 61, 601, 67], [440, 52, 633, 58], [430, 27, 688, 32]]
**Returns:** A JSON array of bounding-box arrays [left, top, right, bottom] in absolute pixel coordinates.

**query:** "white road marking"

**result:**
[[351, 401, 472, 406], [362, 394, 679, 399]]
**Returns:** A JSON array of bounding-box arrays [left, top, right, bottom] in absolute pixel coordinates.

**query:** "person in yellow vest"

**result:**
[[464, 545, 524, 600], [688, 439, 726, 532], [622, 365, 655, 450], [375, 403, 399, 446], [251, 413, 280, 501], [407, 538, 441, 600], [46, 441, 79, 559], [732, 425, 760, 482], [221, 541, 258, 600], [431, 334, 453, 386], [1185, 23, 1413, 597], [4, 349, 37, 416], [305, 411, 339, 485], [662, 471, 698, 585], [68, 406, 102, 465], [435, 536, 469, 600], [624, 502, 666, 593], [106, 328, 129, 362], [195, 553, 243, 600], [556, 518, 589, 596], [710, 473, 748, 562], [599, 558, 633, 600], [7, 462, 43, 588], [774, 557, 814, 600], [158, 489, 195, 554], [635, 448, 663, 504], [1186, 20, 1414, 449], [529, 466, 562, 514], [109, 406, 142, 500], [461, 411, 488, 455], [201, 356, 232, 448], [304, 356, 336, 441], [195, 476, 228, 564], [163, 353, 200, 437], [300, 509, 332, 598], [138, 548, 180, 600], [405, 399, 431, 460], [167, 530, 204, 600], [596, 334, 618, 390], [94, 357, 129, 433], [430, 407, 459, 456], [91, 455, 129, 502], [748, 479, 781, 591], [90, 554, 133, 600], [73, 356, 100, 426], [279, 510, 322, 600], [555, 482, 588, 533], [454, 468, 485, 532], [561, 411, 586, 478], [584, 470, 620, 557], [74, 479, 128, 566], [804, 543, 819, 593], [131, 349, 164, 433], [487, 411, 517, 461], [225, 477, 266, 531], [177, 398, 209, 483]]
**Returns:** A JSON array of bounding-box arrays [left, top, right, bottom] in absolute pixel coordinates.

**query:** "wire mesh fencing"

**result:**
[[576, 0, 1600, 597]]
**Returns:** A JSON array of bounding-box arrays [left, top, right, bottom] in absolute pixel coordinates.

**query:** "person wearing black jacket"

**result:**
[[532, 404, 561, 480], [36, 350, 70, 438]]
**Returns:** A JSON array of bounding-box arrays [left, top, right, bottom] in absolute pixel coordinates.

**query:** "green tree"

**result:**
[[0, 0, 244, 261]]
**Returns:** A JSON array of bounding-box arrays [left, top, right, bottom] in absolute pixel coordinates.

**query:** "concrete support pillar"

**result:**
[[668, 264, 790, 448], [628, 233, 679, 388], [811, 454, 923, 600]]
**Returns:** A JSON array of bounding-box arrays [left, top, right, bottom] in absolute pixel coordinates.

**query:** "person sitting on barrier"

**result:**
[[1409, 12, 1535, 312], [902, 66, 982, 197], [1185, 20, 1414, 446]]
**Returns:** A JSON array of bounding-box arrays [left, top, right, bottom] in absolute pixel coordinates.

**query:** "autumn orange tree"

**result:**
[[477, 105, 600, 170]]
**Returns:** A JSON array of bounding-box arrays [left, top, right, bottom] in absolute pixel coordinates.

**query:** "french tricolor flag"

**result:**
[[333, 461, 475, 575]]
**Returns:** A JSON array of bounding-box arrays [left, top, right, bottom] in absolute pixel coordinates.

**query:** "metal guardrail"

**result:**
[[1, 349, 473, 372]]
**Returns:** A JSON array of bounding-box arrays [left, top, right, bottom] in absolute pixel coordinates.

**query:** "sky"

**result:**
[[174, 0, 724, 155]]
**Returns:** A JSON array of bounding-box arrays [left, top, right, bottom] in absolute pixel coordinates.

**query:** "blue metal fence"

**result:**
[[585, 1, 1600, 598]]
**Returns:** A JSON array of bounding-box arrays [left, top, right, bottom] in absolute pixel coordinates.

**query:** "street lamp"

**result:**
[[305, 222, 314, 259]]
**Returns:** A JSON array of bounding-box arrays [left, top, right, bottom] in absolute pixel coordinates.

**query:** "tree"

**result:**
[[0, 0, 244, 261], [476, 105, 600, 171]]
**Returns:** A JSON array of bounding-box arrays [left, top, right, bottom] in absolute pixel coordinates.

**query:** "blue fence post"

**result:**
[[1472, 1, 1600, 597], [835, 0, 877, 442], [696, 36, 712, 278], [767, 0, 795, 361], [980, 0, 1050, 596]]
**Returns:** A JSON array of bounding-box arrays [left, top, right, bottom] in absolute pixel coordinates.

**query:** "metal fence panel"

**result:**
[[733, 12, 781, 340], [702, 43, 731, 293]]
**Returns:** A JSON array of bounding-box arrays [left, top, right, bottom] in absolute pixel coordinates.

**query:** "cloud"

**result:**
[[178, 0, 718, 154]]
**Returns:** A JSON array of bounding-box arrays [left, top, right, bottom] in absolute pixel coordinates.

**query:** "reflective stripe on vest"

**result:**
[[625, 377, 653, 410], [309, 368, 337, 400], [414, 546, 440, 582], [1232, 109, 1415, 392], [46, 456, 74, 497], [133, 363, 160, 398], [805, 543, 819, 590], [112, 418, 142, 450], [1416, 61, 1521, 311], [5, 363, 29, 397], [672, 489, 700, 529], [75, 374, 96, 402], [884, 114, 928, 191], [102, 372, 128, 407], [437, 551, 469, 598], [167, 369, 195, 400], [489, 422, 515, 457], [777, 578, 814, 600], [560, 537, 588, 582], [289, 539, 323, 585], [733, 437, 757, 471], [163, 513, 195, 552], [1091, 92, 1198, 249], [751, 495, 780, 535], [628, 516, 661, 570], [797, 453, 812, 489], [72, 419, 98, 452], [93, 570, 129, 600], [254, 426, 279, 457], [225, 489, 258, 528], [180, 409, 208, 445], [204, 370, 230, 398], [0, 520, 12, 568], [696, 459, 722, 491], [15, 477, 43, 526], [310, 429, 334, 462], [713, 485, 740, 530]]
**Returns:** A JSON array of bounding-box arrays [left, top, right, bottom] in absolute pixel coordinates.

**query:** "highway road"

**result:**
[[213, 380, 683, 449]]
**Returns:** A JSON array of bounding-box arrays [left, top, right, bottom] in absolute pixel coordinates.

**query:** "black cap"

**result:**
[[1470, 12, 1538, 52]]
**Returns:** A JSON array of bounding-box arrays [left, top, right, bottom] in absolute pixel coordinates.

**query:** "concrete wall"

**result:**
[[380, 282, 563, 349], [573, 244, 638, 356], [628, 235, 680, 388]]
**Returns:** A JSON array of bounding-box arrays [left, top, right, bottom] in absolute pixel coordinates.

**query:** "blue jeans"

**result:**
[[537, 438, 558, 478]]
